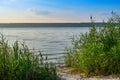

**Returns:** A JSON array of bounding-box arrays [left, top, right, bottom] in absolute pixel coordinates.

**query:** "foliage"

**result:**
[[65, 12, 120, 76], [0, 34, 57, 80]]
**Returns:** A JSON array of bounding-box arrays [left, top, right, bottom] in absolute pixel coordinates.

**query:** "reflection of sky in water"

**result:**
[[0, 27, 89, 63]]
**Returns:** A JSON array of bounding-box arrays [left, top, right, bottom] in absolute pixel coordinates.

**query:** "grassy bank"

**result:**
[[0, 34, 57, 80], [65, 12, 120, 76]]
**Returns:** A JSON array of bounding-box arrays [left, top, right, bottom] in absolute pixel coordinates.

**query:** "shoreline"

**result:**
[[57, 67, 120, 80], [0, 23, 103, 27]]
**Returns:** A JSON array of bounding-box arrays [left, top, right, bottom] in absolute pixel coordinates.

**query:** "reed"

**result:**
[[0, 34, 57, 80], [65, 12, 120, 76]]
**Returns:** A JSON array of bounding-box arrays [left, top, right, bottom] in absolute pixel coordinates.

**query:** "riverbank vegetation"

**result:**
[[0, 34, 57, 80], [65, 12, 120, 76]]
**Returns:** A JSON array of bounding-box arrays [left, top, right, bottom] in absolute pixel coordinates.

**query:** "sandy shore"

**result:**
[[57, 67, 120, 80]]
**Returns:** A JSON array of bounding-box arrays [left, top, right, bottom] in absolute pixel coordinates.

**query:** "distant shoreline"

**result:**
[[0, 23, 103, 27]]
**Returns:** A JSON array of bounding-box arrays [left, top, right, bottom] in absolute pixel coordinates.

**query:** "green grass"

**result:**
[[65, 12, 120, 76], [0, 34, 57, 80]]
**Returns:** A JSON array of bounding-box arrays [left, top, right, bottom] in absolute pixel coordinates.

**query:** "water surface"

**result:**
[[0, 27, 89, 62]]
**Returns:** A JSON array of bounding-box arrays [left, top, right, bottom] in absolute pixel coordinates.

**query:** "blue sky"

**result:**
[[0, 0, 120, 23]]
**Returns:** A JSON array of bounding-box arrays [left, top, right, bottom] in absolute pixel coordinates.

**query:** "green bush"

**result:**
[[0, 34, 57, 80], [65, 13, 120, 76]]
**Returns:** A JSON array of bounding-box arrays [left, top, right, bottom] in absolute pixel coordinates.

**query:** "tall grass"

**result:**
[[0, 34, 57, 80], [65, 12, 120, 76]]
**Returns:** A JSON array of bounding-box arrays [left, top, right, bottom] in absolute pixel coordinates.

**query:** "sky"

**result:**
[[0, 0, 120, 23]]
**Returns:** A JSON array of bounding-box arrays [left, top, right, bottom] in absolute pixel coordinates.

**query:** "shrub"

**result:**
[[0, 34, 57, 80], [65, 13, 120, 76]]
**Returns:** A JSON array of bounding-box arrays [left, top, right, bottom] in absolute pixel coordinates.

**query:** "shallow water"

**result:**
[[0, 27, 89, 63]]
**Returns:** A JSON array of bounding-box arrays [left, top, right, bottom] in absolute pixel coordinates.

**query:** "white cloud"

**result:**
[[28, 8, 51, 16]]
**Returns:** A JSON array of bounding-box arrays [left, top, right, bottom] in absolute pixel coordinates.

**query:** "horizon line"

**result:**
[[0, 22, 103, 24]]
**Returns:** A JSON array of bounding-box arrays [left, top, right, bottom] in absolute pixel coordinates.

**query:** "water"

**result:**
[[0, 27, 89, 63]]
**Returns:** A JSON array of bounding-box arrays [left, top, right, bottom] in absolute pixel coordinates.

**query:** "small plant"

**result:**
[[0, 34, 57, 80], [65, 12, 120, 76]]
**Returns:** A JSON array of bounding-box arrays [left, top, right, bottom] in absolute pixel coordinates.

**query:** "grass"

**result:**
[[65, 12, 120, 76], [0, 34, 57, 80]]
